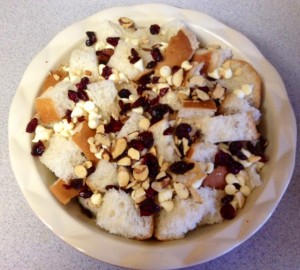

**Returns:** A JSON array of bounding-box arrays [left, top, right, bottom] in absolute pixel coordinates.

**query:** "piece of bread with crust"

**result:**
[[218, 59, 262, 108], [192, 48, 232, 74], [178, 100, 217, 118], [39, 134, 86, 181], [69, 47, 99, 82], [149, 118, 179, 163], [186, 142, 218, 163], [87, 80, 118, 116], [41, 68, 68, 94], [96, 189, 153, 240], [35, 81, 75, 124], [72, 121, 97, 162], [50, 178, 80, 205], [201, 113, 259, 143], [219, 93, 261, 123], [155, 27, 199, 72], [86, 159, 118, 192]]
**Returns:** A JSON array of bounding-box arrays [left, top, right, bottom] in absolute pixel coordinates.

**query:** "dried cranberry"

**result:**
[[77, 116, 85, 122], [79, 188, 93, 198], [246, 136, 268, 157], [159, 87, 169, 97], [119, 100, 131, 115], [79, 203, 94, 219], [136, 85, 148, 96], [132, 97, 150, 111], [26, 118, 38, 133], [138, 131, 154, 149], [106, 37, 120, 47], [221, 194, 234, 204], [145, 187, 157, 199], [65, 109, 72, 123], [149, 24, 160, 35], [149, 96, 160, 106], [142, 153, 159, 179], [81, 76, 89, 85], [199, 86, 210, 93], [118, 88, 131, 98], [172, 65, 181, 74], [175, 123, 192, 139], [151, 76, 160, 84], [139, 198, 160, 216], [149, 104, 173, 124], [87, 165, 96, 176], [85, 31, 97, 46], [214, 150, 244, 174], [150, 48, 163, 62], [69, 179, 84, 190], [146, 61, 157, 69], [137, 72, 153, 86], [229, 141, 247, 160], [68, 90, 79, 103], [101, 66, 113, 79], [233, 183, 241, 190], [169, 161, 194, 174], [105, 117, 123, 133], [31, 140, 45, 156], [128, 48, 140, 64], [105, 185, 120, 191], [128, 139, 145, 151], [163, 127, 173, 135], [220, 203, 236, 220], [77, 90, 89, 101]]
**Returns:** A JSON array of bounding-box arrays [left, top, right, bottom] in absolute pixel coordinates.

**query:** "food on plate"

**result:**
[[26, 17, 268, 240]]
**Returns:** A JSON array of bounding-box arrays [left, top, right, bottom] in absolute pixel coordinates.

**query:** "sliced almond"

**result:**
[[83, 160, 93, 169], [235, 191, 245, 208], [234, 66, 243, 76], [189, 187, 203, 203], [128, 148, 140, 160], [151, 181, 164, 192], [117, 167, 130, 187], [128, 131, 139, 140], [196, 89, 210, 101], [74, 165, 87, 178], [102, 150, 110, 161], [132, 194, 146, 204], [173, 182, 189, 199], [141, 180, 150, 190], [172, 68, 183, 87], [89, 144, 98, 154], [160, 200, 174, 212], [118, 17, 134, 29], [182, 138, 190, 155], [189, 75, 205, 86], [212, 84, 225, 99], [96, 124, 105, 134], [116, 155, 130, 166], [138, 118, 151, 131], [95, 133, 111, 147], [156, 171, 166, 180], [131, 187, 146, 200], [149, 146, 157, 156], [111, 138, 127, 159], [133, 165, 149, 181], [161, 162, 170, 172], [126, 179, 138, 189], [248, 155, 261, 163], [85, 70, 92, 76]]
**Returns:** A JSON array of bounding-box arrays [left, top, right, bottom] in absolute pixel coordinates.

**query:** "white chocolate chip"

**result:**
[[241, 84, 253, 95], [208, 68, 220, 79], [132, 107, 143, 114], [91, 193, 102, 206], [235, 191, 245, 208], [71, 106, 84, 118], [133, 59, 144, 72], [83, 101, 95, 112], [74, 165, 87, 178], [225, 184, 237, 195], [160, 66, 172, 78], [181, 60, 193, 71], [225, 173, 238, 185], [233, 89, 245, 98]]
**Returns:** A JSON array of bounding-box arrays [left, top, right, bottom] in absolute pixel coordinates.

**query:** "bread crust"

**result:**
[[35, 98, 61, 124], [50, 178, 80, 204], [72, 121, 97, 162]]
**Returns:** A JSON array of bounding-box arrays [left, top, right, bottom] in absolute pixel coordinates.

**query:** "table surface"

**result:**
[[1, 1, 299, 269]]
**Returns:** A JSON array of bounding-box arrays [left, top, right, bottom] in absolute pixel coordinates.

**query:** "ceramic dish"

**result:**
[[9, 4, 296, 269]]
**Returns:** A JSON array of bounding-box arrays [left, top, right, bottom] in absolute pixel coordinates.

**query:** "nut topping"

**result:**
[[74, 165, 87, 178], [111, 138, 127, 159], [117, 167, 130, 187], [133, 164, 149, 181], [118, 17, 134, 29], [173, 182, 189, 199]]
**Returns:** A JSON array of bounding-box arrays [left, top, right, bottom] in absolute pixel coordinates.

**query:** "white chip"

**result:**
[[160, 66, 172, 78], [233, 89, 245, 98], [225, 184, 237, 195], [241, 84, 253, 95], [240, 185, 251, 196]]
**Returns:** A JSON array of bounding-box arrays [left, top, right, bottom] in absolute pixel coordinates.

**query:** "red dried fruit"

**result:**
[[86, 31, 97, 46], [150, 48, 163, 62], [163, 127, 173, 135], [96, 49, 114, 64], [138, 131, 154, 149], [26, 118, 38, 133], [149, 24, 160, 35], [31, 140, 45, 156], [175, 123, 192, 139], [118, 88, 131, 98], [146, 61, 157, 69], [142, 153, 159, 179], [68, 90, 79, 103], [104, 117, 123, 133], [128, 48, 140, 64], [202, 166, 228, 189], [139, 198, 160, 216], [220, 203, 236, 220], [169, 161, 194, 175], [106, 37, 120, 47], [101, 66, 113, 79]]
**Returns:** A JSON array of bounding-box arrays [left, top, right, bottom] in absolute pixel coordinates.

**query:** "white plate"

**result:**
[[9, 4, 296, 269]]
